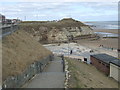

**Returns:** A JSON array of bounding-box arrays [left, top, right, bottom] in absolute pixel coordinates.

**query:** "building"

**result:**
[[0, 14, 6, 25], [6, 19, 12, 24], [90, 54, 119, 75], [11, 19, 21, 24], [110, 60, 120, 82]]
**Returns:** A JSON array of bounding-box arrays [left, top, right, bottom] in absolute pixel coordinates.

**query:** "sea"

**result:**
[[84, 21, 119, 29], [84, 21, 119, 37]]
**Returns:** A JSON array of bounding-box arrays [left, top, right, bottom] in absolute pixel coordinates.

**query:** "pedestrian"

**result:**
[[61, 55, 64, 60], [70, 50, 73, 54], [111, 48, 113, 50]]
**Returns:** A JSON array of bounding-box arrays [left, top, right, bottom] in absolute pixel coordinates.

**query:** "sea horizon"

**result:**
[[84, 21, 119, 29]]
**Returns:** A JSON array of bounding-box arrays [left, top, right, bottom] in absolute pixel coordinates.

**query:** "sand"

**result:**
[[74, 29, 118, 49], [73, 29, 118, 58], [93, 29, 118, 34], [77, 38, 118, 49], [75, 38, 118, 58], [2, 30, 52, 81]]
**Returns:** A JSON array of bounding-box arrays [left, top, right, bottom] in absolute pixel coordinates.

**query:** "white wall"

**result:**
[[110, 63, 120, 82]]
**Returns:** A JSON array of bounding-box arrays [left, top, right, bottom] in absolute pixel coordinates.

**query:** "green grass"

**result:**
[[65, 57, 118, 88], [65, 58, 82, 88], [20, 18, 86, 30]]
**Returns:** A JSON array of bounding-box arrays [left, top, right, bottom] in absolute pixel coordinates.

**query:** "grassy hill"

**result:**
[[2, 30, 52, 81], [20, 18, 86, 30], [65, 57, 118, 88], [19, 18, 92, 43]]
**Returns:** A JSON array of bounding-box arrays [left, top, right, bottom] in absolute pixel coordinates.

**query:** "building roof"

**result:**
[[91, 53, 119, 64], [110, 60, 120, 67]]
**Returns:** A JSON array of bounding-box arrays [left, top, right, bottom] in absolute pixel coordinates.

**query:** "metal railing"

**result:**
[[2, 54, 54, 88], [0, 23, 19, 38]]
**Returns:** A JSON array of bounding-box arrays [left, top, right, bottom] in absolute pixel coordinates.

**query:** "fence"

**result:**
[[2, 54, 53, 88], [2, 24, 19, 37]]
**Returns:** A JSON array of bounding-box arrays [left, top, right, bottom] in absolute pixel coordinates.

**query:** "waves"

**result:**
[[85, 21, 119, 29]]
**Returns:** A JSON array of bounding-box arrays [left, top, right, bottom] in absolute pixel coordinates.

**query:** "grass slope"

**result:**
[[2, 30, 52, 81], [20, 18, 87, 31], [65, 58, 118, 88]]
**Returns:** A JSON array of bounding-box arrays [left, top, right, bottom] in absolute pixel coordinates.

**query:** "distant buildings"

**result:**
[[5, 19, 12, 24], [0, 14, 21, 25], [90, 54, 120, 82], [0, 14, 6, 25]]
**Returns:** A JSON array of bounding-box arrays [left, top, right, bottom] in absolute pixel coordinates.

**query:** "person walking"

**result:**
[[70, 50, 73, 54]]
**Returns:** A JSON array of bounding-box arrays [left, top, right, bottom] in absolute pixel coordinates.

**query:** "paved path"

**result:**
[[24, 56, 65, 88]]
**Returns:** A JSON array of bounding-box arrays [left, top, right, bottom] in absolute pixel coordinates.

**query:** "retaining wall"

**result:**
[[2, 54, 53, 88]]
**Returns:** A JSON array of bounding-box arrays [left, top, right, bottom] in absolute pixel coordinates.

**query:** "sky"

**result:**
[[0, 1, 118, 21]]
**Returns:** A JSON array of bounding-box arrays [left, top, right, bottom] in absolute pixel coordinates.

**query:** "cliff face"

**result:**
[[47, 27, 68, 42], [47, 26, 93, 43], [20, 18, 94, 43]]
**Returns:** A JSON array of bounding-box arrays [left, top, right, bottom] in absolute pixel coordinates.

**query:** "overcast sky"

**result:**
[[0, 2, 118, 21]]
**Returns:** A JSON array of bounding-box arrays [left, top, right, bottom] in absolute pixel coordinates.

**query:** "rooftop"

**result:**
[[110, 60, 120, 67], [91, 54, 119, 64]]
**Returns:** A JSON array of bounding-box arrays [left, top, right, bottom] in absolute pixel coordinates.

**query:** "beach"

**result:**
[[93, 29, 118, 34], [77, 37, 118, 49], [83, 29, 119, 49], [74, 28, 118, 58]]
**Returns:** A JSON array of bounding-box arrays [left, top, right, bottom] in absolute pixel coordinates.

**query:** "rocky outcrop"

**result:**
[[80, 26, 93, 35], [21, 18, 94, 43], [47, 26, 93, 43], [47, 27, 68, 43]]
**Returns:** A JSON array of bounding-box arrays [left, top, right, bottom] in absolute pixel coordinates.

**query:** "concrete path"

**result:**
[[24, 56, 65, 88]]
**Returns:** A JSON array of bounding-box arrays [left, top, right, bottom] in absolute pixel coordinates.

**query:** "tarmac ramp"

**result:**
[[23, 56, 65, 88]]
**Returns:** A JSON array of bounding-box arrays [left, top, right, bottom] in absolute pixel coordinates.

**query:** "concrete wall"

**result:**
[[110, 63, 120, 82], [2, 54, 53, 88], [90, 56, 110, 75]]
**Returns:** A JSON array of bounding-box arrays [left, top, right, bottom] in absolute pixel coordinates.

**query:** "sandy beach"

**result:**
[[93, 29, 118, 34], [77, 38, 118, 49], [75, 29, 118, 50]]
